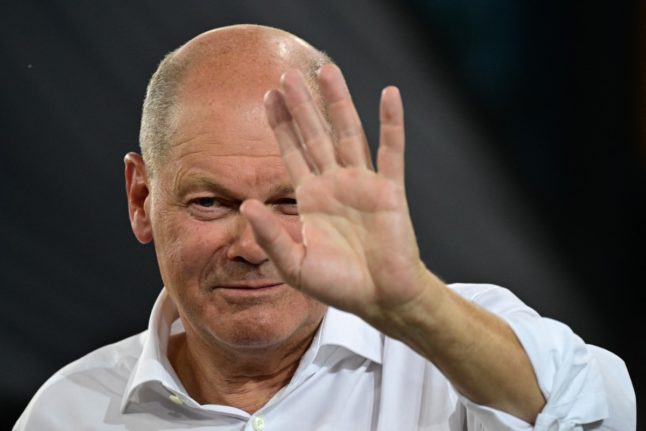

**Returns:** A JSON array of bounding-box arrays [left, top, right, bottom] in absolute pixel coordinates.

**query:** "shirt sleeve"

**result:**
[[449, 283, 636, 430]]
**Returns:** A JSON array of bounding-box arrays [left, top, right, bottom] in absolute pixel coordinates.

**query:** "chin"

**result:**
[[209, 323, 298, 351], [206, 306, 323, 351]]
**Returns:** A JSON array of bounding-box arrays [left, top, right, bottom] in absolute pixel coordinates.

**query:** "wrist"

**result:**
[[366, 266, 451, 342]]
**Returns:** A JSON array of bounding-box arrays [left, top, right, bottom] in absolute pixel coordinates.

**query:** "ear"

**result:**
[[124, 152, 153, 244]]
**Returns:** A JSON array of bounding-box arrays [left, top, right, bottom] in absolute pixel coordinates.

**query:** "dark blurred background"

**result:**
[[2, 0, 644, 427]]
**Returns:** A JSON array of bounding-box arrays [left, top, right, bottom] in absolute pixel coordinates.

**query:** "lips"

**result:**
[[214, 281, 284, 290], [210, 281, 285, 301]]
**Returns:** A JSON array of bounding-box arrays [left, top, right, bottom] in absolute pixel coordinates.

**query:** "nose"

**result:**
[[226, 216, 268, 265]]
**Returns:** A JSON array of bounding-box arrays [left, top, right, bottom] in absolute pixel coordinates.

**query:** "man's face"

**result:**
[[146, 62, 326, 351]]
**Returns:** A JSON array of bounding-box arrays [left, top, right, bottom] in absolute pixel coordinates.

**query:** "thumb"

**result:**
[[240, 199, 304, 287]]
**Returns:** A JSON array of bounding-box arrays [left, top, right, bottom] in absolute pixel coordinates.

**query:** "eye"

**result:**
[[187, 196, 231, 220], [273, 198, 298, 215], [194, 197, 219, 208]]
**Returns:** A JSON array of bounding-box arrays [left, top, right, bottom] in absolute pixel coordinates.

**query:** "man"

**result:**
[[15, 24, 635, 430]]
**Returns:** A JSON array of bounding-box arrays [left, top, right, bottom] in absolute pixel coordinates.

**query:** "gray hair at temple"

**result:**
[[138, 25, 333, 176]]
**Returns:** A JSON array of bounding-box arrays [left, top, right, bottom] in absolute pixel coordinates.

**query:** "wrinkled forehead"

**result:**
[[170, 60, 284, 160], [170, 42, 323, 155], [156, 27, 329, 172]]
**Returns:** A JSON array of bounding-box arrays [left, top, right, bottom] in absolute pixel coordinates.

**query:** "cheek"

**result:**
[[154, 212, 233, 285]]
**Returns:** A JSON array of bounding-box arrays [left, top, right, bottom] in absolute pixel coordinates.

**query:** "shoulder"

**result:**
[[36, 330, 146, 388], [14, 331, 147, 431], [448, 282, 540, 317]]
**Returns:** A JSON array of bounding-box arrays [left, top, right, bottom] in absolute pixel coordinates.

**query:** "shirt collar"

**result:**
[[120, 289, 184, 412], [318, 307, 383, 365], [120, 288, 384, 412]]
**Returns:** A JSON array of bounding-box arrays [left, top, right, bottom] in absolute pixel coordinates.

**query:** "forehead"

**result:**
[[170, 61, 282, 160], [156, 59, 295, 198], [172, 98, 278, 160], [173, 42, 302, 154]]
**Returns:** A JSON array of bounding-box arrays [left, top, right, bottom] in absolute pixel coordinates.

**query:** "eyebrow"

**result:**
[[175, 177, 294, 200]]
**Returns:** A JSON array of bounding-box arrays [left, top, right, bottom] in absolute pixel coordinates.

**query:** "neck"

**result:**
[[168, 325, 319, 413]]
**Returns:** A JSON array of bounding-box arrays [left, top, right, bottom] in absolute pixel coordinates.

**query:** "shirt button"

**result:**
[[252, 415, 265, 431], [168, 393, 184, 405]]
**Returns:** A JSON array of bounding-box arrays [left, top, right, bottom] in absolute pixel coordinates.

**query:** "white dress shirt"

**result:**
[[14, 283, 635, 430]]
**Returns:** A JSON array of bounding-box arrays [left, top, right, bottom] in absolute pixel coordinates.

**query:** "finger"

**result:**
[[264, 90, 314, 184], [280, 69, 337, 173], [318, 64, 373, 169], [377, 86, 405, 184], [240, 199, 305, 288]]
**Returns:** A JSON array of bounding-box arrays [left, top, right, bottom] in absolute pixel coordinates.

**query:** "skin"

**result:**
[[125, 27, 327, 412], [125, 25, 545, 422]]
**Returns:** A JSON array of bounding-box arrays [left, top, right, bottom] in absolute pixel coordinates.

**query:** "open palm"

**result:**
[[242, 65, 428, 321]]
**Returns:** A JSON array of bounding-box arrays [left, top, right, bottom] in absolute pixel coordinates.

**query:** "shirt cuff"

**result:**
[[456, 314, 609, 429]]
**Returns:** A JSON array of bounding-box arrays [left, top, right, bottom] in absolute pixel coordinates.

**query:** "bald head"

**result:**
[[139, 24, 332, 175]]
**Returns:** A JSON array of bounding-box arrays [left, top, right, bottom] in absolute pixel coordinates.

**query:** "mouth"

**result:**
[[210, 281, 286, 302], [213, 281, 284, 290]]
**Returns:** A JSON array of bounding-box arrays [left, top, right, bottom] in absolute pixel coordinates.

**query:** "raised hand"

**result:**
[[241, 64, 433, 324], [239, 63, 548, 423]]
